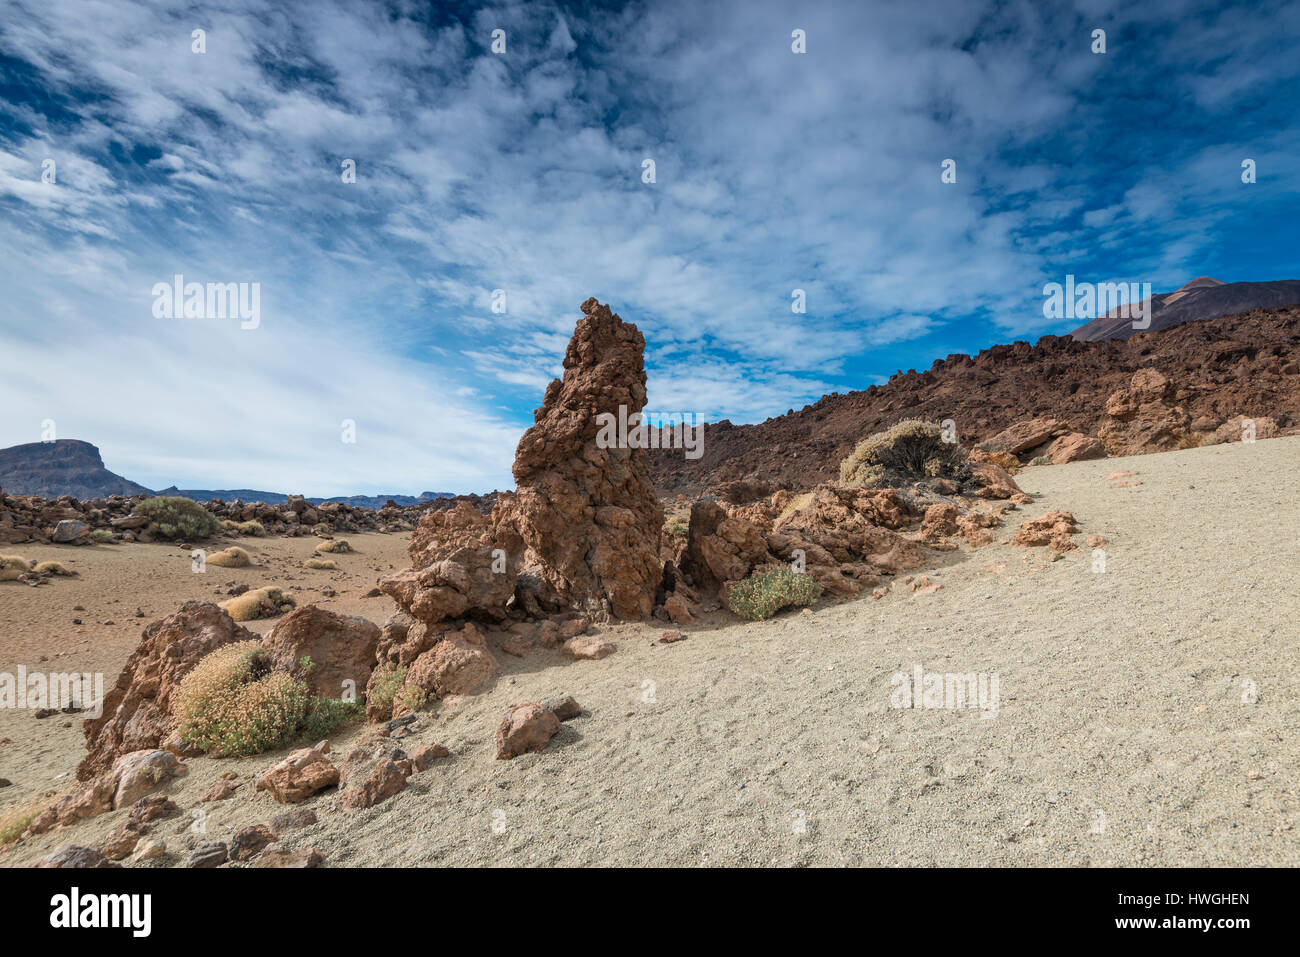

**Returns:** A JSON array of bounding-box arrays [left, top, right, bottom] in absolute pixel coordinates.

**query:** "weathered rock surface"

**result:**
[[494, 298, 663, 620], [262, 605, 380, 700], [495, 702, 562, 759], [256, 742, 339, 803], [79, 602, 256, 781]]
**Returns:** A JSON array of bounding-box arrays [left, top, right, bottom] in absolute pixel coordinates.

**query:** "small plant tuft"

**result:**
[[726, 567, 824, 621]]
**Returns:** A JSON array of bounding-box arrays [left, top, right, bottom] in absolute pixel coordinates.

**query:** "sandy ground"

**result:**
[[2, 437, 1297, 866]]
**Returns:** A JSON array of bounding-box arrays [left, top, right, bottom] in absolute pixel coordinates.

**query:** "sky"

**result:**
[[2, 0, 1298, 495]]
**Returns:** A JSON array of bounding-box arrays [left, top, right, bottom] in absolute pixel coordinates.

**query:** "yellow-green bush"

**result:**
[[219, 586, 294, 622], [206, 546, 252, 568], [726, 567, 824, 621], [89, 529, 115, 544], [314, 539, 352, 554], [33, 561, 73, 576], [237, 521, 265, 537], [173, 642, 360, 757], [304, 558, 337, 570], [0, 555, 31, 581], [840, 419, 969, 489], [133, 496, 220, 540]]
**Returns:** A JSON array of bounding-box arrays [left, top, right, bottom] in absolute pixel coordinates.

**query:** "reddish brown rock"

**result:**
[[338, 754, 413, 809], [255, 742, 339, 803], [495, 702, 562, 759], [270, 808, 318, 836], [200, 779, 240, 802], [400, 622, 497, 706], [262, 606, 380, 700], [561, 636, 615, 660], [494, 299, 664, 620], [255, 847, 323, 868], [1046, 433, 1107, 464], [230, 824, 276, 862], [411, 743, 450, 771], [1012, 510, 1080, 552], [79, 602, 256, 781], [978, 417, 1069, 456], [662, 593, 695, 624]]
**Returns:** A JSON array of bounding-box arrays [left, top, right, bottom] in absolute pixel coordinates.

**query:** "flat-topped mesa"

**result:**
[[497, 297, 663, 620]]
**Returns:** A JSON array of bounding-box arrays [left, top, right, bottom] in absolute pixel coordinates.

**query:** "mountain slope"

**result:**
[[0, 440, 151, 498], [1070, 277, 1300, 341], [648, 306, 1300, 493]]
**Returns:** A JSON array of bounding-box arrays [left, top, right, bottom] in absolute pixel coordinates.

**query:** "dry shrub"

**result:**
[[219, 586, 294, 622], [304, 558, 337, 570], [89, 529, 115, 544], [207, 546, 253, 568], [840, 419, 969, 488], [173, 642, 360, 757], [0, 555, 31, 582], [0, 793, 53, 845], [236, 521, 265, 537], [314, 539, 352, 554], [33, 561, 74, 576], [727, 568, 823, 621], [172, 642, 310, 756]]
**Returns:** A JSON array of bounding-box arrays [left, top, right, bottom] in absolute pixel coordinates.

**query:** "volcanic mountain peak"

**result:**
[[1070, 277, 1300, 341], [0, 439, 150, 499]]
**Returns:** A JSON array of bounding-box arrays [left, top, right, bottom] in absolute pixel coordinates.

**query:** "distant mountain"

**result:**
[[1070, 277, 1300, 341], [0, 440, 151, 498], [0, 439, 454, 507], [153, 487, 454, 509]]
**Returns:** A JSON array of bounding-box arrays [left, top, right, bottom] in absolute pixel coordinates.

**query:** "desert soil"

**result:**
[[2, 437, 1297, 866]]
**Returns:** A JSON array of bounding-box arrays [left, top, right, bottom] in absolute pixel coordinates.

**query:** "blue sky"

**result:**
[[1, 0, 1298, 495]]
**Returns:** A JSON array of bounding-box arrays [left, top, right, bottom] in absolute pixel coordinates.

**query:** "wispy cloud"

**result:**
[[2, 0, 1299, 491]]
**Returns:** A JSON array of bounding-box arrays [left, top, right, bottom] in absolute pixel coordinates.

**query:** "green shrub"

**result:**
[[727, 567, 824, 620], [366, 664, 408, 714], [90, 529, 115, 544], [840, 419, 969, 488], [133, 496, 220, 540], [298, 697, 364, 741]]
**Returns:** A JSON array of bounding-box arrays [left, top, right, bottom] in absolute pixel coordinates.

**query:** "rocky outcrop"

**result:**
[[1098, 369, 1192, 454], [1046, 432, 1107, 464], [262, 606, 380, 700], [978, 418, 1069, 456], [79, 602, 256, 781], [495, 298, 663, 620], [1012, 510, 1080, 552], [27, 749, 184, 836]]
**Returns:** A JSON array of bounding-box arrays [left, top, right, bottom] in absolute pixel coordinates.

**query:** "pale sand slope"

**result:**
[[4, 438, 1298, 866]]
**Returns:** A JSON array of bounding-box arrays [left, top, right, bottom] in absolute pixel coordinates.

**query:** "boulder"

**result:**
[[337, 754, 413, 809], [79, 602, 257, 780], [561, 636, 615, 660], [1046, 433, 1106, 464], [52, 519, 88, 543], [978, 418, 1068, 456], [1012, 510, 1080, 552], [1214, 414, 1279, 443], [495, 702, 562, 759], [262, 605, 380, 700], [39, 846, 118, 868], [399, 622, 497, 706], [255, 741, 339, 803], [255, 847, 323, 868], [230, 825, 276, 862]]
